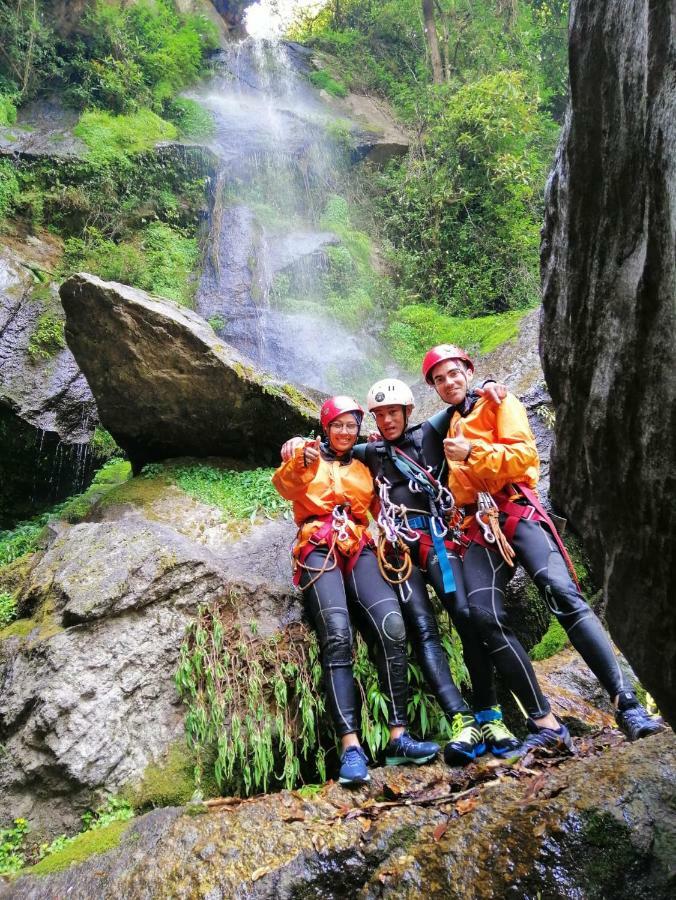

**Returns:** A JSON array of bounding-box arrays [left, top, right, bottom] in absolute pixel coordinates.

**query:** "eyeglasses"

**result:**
[[328, 423, 359, 433]]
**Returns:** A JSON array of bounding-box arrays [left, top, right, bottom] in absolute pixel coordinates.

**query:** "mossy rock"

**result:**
[[122, 742, 219, 810], [22, 819, 132, 877]]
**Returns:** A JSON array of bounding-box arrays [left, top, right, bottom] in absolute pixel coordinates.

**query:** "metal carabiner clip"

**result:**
[[475, 510, 496, 544], [430, 516, 448, 540]]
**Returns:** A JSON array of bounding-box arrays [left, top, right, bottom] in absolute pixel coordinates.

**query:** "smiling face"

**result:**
[[326, 412, 360, 454], [429, 359, 471, 406], [373, 404, 410, 442]]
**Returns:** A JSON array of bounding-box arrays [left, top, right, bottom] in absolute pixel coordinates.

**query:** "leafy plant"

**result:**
[[27, 310, 65, 359], [0, 591, 17, 628], [0, 158, 20, 218], [0, 818, 28, 876], [148, 463, 290, 522], [309, 68, 348, 97]]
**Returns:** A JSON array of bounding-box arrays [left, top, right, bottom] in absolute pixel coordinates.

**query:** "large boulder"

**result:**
[[0, 470, 301, 836], [5, 731, 675, 898], [540, 1, 676, 725], [59, 274, 319, 469]]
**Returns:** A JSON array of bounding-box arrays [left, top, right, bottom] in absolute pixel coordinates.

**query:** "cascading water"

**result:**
[[190, 36, 396, 395]]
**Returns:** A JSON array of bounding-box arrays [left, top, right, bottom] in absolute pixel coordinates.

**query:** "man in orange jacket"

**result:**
[[423, 344, 663, 752]]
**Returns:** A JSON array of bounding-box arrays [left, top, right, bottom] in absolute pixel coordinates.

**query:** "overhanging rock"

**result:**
[[59, 274, 320, 469]]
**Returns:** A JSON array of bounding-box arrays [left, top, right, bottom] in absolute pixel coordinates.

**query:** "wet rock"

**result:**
[[5, 731, 674, 898], [0, 473, 301, 835], [540, 1, 676, 725], [59, 273, 319, 469], [0, 240, 100, 526]]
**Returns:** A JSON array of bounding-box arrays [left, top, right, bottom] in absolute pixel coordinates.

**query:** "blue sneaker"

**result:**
[[514, 718, 574, 757], [615, 702, 664, 741], [384, 731, 439, 766], [475, 706, 521, 757], [338, 745, 370, 786], [444, 712, 486, 766]]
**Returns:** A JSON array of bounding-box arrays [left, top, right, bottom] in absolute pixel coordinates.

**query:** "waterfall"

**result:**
[[190, 36, 396, 395]]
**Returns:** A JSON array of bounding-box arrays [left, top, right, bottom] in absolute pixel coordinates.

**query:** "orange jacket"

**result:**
[[271, 445, 376, 557], [447, 393, 539, 506]]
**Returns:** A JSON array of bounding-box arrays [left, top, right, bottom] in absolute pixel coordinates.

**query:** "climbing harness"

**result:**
[[293, 504, 370, 589], [373, 444, 461, 595], [475, 490, 516, 567]]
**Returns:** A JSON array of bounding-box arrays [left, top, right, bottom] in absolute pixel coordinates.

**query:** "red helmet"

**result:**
[[320, 395, 364, 431], [422, 344, 474, 384]]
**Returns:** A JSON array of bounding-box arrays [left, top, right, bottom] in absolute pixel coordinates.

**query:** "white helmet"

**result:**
[[367, 378, 415, 412]]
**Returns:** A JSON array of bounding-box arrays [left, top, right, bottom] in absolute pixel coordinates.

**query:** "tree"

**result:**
[[421, 0, 443, 84]]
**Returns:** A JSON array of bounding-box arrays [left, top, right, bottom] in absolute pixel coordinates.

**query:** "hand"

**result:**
[[443, 422, 472, 463], [281, 437, 304, 461], [366, 430, 380, 443], [476, 381, 507, 405], [302, 438, 321, 465]]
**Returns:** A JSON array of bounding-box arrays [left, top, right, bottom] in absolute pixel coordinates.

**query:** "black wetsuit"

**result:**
[[298, 444, 409, 737], [354, 412, 498, 716]]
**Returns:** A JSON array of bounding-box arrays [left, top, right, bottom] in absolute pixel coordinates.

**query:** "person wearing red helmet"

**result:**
[[423, 344, 663, 750], [272, 396, 440, 785]]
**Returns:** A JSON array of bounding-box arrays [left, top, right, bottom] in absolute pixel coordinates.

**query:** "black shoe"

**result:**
[[444, 712, 486, 766], [615, 704, 664, 741], [385, 732, 439, 766], [514, 718, 574, 757]]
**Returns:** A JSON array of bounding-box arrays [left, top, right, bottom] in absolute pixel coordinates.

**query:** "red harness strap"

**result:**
[[293, 515, 373, 587], [416, 531, 461, 573], [463, 485, 580, 588]]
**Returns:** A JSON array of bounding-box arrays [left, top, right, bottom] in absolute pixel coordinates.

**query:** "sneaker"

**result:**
[[514, 718, 574, 757], [338, 745, 370, 786], [475, 706, 521, 757], [443, 712, 486, 766], [615, 703, 664, 741], [384, 731, 439, 766]]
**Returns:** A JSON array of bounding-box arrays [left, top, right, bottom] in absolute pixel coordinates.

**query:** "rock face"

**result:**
[[5, 732, 675, 898], [0, 473, 301, 835], [0, 240, 101, 526], [540, 1, 676, 725], [59, 274, 319, 469]]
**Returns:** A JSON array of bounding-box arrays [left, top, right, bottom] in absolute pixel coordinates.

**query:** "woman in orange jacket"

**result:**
[[272, 395, 439, 785], [422, 344, 662, 751]]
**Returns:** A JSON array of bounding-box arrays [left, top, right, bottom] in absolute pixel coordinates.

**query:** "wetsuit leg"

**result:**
[[345, 547, 408, 728], [300, 547, 359, 736], [511, 518, 628, 699], [394, 564, 470, 718], [463, 541, 551, 718], [426, 549, 498, 711]]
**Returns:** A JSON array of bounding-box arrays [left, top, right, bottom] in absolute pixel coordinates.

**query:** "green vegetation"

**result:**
[[27, 311, 66, 359], [177, 592, 467, 796], [123, 742, 213, 809], [0, 158, 20, 217], [309, 68, 348, 97], [387, 305, 529, 371], [74, 108, 178, 166], [294, 1, 568, 320], [63, 222, 198, 307], [165, 97, 216, 138], [144, 462, 290, 521], [0, 93, 17, 125], [0, 0, 218, 113], [0, 818, 28, 875], [0, 591, 17, 628], [529, 617, 569, 661]]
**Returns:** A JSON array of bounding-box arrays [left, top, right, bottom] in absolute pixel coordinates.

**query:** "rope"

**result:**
[[475, 490, 515, 567]]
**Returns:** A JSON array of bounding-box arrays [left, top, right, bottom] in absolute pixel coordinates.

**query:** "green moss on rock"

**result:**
[[123, 742, 218, 809], [24, 819, 132, 876]]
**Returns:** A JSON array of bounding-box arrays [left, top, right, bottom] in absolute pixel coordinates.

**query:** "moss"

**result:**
[[123, 742, 206, 810], [529, 617, 569, 661], [0, 604, 62, 645], [99, 472, 171, 512], [24, 819, 131, 876], [74, 109, 178, 167]]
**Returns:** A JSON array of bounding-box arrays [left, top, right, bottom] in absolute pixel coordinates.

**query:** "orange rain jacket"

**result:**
[[447, 393, 540, 506], [272, 445, 376, 559]]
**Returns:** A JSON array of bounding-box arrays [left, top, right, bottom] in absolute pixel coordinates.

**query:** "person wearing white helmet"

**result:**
[[354, 377, 521, 764]]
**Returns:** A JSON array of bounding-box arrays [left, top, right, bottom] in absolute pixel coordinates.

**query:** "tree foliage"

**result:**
[[294, 0, 568, 317]]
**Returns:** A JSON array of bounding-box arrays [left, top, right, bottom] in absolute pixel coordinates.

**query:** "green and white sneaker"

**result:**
[[475, 706, 521, 757], [443, 712, 486, 766]]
